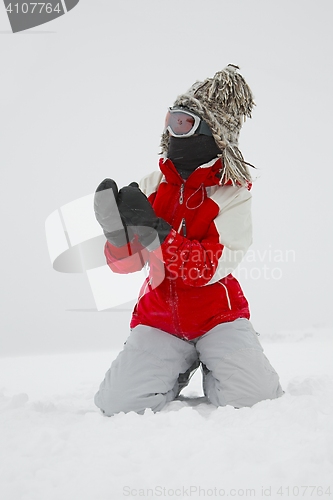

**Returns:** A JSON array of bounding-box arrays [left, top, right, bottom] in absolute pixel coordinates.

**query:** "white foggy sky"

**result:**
[[0, 0, 332, 355]]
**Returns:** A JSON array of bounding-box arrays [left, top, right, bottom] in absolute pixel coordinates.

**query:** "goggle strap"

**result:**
[[195, 119, 212, 137]]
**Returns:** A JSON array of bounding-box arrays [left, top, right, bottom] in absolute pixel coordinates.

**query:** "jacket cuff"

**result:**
[[144, 219, 172, 251], [104, 234, 141, 261], [155, 229, 184, 261]]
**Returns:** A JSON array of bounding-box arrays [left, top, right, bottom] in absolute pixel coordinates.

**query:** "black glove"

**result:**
[[117, 183, 171, 248], [94, 178, 133, 247]]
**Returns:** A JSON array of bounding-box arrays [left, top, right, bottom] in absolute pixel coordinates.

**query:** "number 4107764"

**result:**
[[5, 3, 62, 14]]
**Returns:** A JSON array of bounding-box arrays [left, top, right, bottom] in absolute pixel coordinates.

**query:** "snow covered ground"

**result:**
[[1, 328, 332, 500]]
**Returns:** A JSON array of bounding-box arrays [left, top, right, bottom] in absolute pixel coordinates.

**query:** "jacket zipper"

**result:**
[[178, 184, 186, 236], [181, 218, 187, 237], [169, 182, 186, 334], [177, 217, 187, 237], [179, 183, 184, 204]]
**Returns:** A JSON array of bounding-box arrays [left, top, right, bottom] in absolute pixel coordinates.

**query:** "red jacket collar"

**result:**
[[159, 157, 225, 188]]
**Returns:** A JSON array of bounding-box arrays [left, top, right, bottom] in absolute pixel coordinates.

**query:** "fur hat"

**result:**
[[161, 64, 255, 186]]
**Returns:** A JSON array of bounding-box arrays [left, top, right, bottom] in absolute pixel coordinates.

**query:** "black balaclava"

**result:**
[[167, 134, 221, 179]]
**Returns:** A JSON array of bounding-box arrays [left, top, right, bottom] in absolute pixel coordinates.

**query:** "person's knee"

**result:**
[[94, 354, 178, 416], [202, 349, 283, 408], [197, 320, 283, 408], [94, 386, 170, 416], [94, 326, 198, 416]]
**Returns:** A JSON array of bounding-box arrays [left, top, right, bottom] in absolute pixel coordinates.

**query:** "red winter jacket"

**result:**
[[104, 157, 252, 341]]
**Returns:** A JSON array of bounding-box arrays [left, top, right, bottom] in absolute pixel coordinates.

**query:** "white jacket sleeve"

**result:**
[[208, 185, 252, 283]]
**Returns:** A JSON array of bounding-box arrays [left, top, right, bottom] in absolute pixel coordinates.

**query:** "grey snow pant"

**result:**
[[94, 319, 283, 416]]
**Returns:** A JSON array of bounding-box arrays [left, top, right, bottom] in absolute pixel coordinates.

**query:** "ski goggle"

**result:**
[[164, 108, 212, 138]]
